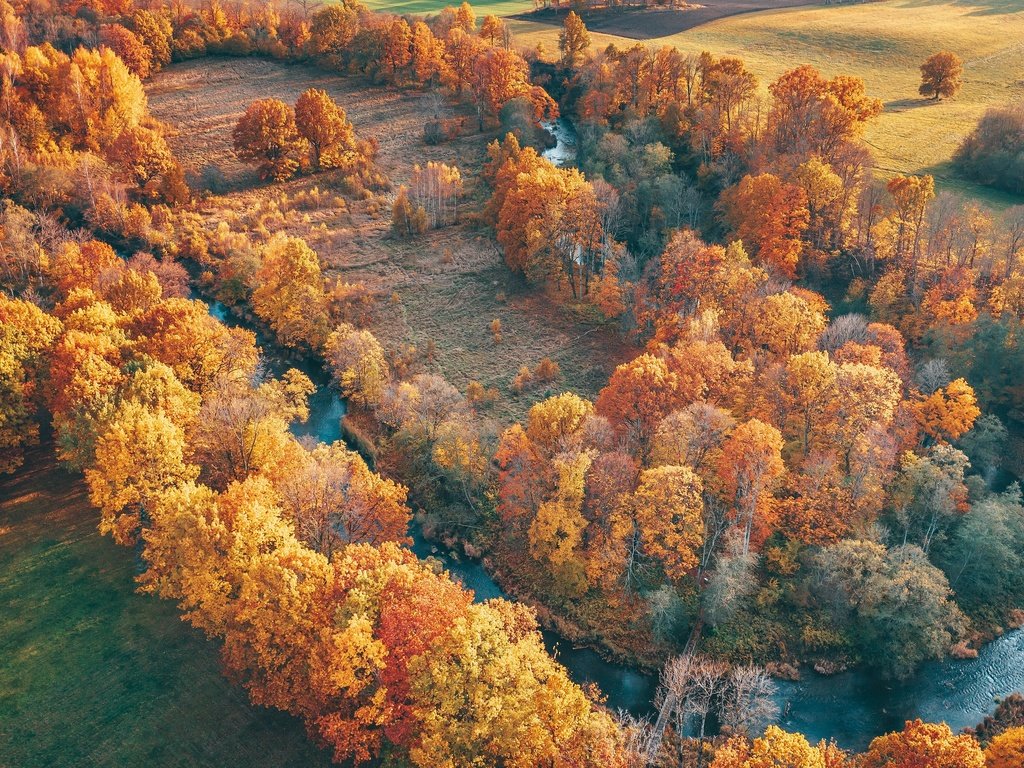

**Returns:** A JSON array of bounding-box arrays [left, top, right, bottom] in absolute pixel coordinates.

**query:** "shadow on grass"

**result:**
[[893, 0, 1024, 16]]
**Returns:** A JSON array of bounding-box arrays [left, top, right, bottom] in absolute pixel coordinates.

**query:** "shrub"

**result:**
[[954, 102, 1024, 194]]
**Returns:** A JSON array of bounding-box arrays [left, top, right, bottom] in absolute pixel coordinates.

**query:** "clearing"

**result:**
[[0, 445, 334, 768], [509, 0, 1024, 207], [147, 57, 637, 423]]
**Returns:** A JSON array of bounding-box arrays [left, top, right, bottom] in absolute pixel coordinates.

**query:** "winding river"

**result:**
[[208, 228, 1024, 751]]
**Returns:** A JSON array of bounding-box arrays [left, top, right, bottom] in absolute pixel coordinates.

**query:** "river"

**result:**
[[207, 282, 1023, 751]]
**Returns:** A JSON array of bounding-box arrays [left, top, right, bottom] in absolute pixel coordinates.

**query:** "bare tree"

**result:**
[[720, 664, 779, 736]]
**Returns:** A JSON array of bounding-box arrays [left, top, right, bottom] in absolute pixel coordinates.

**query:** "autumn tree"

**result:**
[[717, 419, 785, 555], [985, 727, 1024, 768], [294, 88, 359, 171], [232, 98, 307, 181], [711, 725, 835, 768], [919, 51, 963, 101], [0, 296, 61, 472], [251, 234, 329, 349], [862, 720, 984, 768], [631, 465, 704, 582], [324, 323, 389, 407], [596, 353, 686, 455], [85, 400, 199, 545], [276, 441, 409, 555], [720, 173, 809, 277], [558, 11, 590, 68]]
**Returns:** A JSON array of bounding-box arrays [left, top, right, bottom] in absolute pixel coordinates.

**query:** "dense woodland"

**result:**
[[2, 0, 1024, 766]]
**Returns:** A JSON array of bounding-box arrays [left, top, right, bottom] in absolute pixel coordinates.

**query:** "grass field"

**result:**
[[0, 446, 334, 768], [147, 58, 637, 423]]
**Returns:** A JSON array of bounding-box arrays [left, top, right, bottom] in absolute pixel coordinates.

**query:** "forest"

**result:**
[[1, 0, 1024, 766]]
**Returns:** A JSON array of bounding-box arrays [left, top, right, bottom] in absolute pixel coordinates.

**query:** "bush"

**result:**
[[954, 102, 1024, 194]]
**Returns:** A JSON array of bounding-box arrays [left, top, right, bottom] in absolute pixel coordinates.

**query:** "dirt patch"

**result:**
[[513, 0, 824, 40], [147, 58, 637, 422]]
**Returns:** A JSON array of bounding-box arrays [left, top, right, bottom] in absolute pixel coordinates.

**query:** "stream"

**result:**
[[207, 257, 1024, 751]]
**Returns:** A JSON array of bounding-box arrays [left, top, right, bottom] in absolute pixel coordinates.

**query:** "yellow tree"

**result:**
[[324, 323, 389, 407], [985, 727, 1024, 768], [85, 400, 199, 545], [0, 296, 61, 473], [252, 234, 329, 349], [862, 720, 984, 768], [632, 465, 704, 582], [294, 88, 359, 171], [558, 11, 590, 68]]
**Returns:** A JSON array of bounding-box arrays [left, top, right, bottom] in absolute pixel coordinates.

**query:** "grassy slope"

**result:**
[[0, 446, 334, 768], [364, 0, 1024, 206], [365, 0, 528, 13]]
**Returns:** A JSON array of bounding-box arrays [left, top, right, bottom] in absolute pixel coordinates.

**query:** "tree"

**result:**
[[480, 15, 505, 46], [711, 725, 829, 768], [294, 88, 359, 171], [0, 296, 61, 473], [100, 25, 153, 78], [815, 541, 966, 678], [251, 234, 329, 349], [232, 98, 307, 181], [192, 369, 314, 487], [862, 720, 984, 768], [85, 400, 199, 545], [911, 378, 980, 444], [276, 442, 409, 555], [324, 323, 389, 407], [596, 354, 687, 455], [631, 465, 704, 582], [718, 419, 785, 556], [391, 186, 428, 237], [985, 726, 1024, 767], [558, 11, 590, 68], [108, 125, 176, 190], [720, 173, 809, 278], [919, 51, 963, 101]]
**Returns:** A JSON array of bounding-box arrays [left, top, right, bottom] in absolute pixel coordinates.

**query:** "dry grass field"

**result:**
[[147, 58, 637, 422]]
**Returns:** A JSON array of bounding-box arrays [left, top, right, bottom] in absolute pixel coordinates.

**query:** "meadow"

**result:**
[[0, 446, 335, 768], [147, 58, 637, 423]]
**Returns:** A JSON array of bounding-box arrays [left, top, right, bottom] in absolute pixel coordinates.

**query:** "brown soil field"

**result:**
[[147, 58, 637, 422], [512, 0, 824, 40]]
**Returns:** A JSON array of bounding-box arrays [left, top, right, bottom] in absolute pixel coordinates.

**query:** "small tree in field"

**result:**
[[232, 98, 307, 181], [558, 11, 590, 68], [919, 51, 963, 101]]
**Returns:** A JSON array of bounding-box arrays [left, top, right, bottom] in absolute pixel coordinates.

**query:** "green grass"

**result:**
[[0, 447, 334, 768], [509, 0, 1024, 208]]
